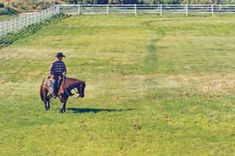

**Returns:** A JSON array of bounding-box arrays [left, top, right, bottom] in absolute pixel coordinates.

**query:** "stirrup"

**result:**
[[51, 93, 57, 98], [48, 94, 53, 98]]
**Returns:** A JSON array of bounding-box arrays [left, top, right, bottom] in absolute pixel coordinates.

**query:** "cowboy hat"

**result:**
[[56, 52, 65, 57]]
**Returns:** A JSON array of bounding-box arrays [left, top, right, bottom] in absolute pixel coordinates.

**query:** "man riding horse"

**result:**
[[40, 52, 86, 112], [49, 52, 72, 97]]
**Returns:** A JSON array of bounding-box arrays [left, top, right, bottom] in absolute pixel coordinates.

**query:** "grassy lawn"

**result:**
[[0, 15, 234, 155], [0, 15, 13, 21]]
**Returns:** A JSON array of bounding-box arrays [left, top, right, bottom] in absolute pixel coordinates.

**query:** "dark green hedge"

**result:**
[[0, 7, 17, 15]]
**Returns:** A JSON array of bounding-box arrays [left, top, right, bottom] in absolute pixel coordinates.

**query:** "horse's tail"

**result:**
[[40, 78, 46, 102]]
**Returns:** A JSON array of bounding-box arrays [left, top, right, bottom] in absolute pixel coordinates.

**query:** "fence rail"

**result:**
[[0, 5, 60, 37], [0, 4, 235, 37], [60, 4, 235, 15]]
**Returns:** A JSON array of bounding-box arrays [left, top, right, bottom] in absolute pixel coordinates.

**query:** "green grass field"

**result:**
[[0, 15, 13, 21], [0, 15, 234, 155]]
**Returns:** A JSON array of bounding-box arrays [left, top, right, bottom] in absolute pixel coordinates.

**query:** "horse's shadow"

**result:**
[[67, 107, 134, 113]]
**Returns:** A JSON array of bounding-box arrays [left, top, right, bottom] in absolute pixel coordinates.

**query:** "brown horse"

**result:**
[[40, 76, 86, 113]]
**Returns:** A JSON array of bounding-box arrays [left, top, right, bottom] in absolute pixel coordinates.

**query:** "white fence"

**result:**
[[0, 4, 235, 37], [0, 5, 60, 37], [60, 4, 235, 15]]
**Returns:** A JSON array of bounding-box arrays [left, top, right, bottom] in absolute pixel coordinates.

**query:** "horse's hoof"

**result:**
[[60, 109, 65, 113]]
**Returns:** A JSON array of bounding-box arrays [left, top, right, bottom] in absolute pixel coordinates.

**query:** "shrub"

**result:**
[[0, 3, 4, 8], [0, 8, 9, 15]]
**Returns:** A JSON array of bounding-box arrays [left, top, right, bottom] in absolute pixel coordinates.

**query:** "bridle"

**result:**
[[61, 77, 84, 98], [73, 88, 81, 98], [76, 82, 85, 98], [63, 84, 81, 98]]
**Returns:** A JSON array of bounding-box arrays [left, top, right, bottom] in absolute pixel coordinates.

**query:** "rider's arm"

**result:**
[[63, 64, 67, 76], [49, 62, 55, 75]]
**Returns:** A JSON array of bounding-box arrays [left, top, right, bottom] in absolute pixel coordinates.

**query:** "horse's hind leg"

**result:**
[[60, 101, 66, 113], [44, 99, 48, 110], [60, 97, 68, 113], [44, 96, 50, 111]]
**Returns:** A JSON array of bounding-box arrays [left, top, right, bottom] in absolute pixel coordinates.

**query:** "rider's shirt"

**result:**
[[50, 60, 66, 75]]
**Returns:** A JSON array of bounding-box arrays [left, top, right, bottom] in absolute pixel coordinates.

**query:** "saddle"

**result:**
[[45, 75, 64, 96]]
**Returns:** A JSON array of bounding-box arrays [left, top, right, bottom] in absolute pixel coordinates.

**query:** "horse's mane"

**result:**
[[66, 77, 83, 82], [64, 78, 85, 86], [59, 77, 85, 94]]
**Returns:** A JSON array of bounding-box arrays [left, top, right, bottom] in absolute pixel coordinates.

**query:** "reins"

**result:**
[[61, 76, 70, 96]]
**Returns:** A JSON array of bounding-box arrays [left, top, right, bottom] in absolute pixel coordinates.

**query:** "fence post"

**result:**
[[134, 4, 137, 15], [42, 11, 45, 22], [14, 17, 17, 32], [0, 23, 2, 36], [211, 4, 214, 15], [15, 17, 19, 32], [56, 4, 61, 15], [52, 6, 54, 16], [35, 13, 38, 23], [78, 4, 81, 14], [8, 21, 11, 33], [6, 21, 9, 33], [2, 21, 5, 35], [24, 14, 28, 27], [48, 8, 50, 18], [5, 21, 9, 34], [19, 17, 22, 31], [185, 4, 188, 16], [160, 4, 163, 16], [0, 22, 2, 36], [107, 4, 109, 15]]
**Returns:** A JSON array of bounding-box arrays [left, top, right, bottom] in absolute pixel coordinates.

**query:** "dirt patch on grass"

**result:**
[[191, 74, 235, 94], [122, 74, 235, 95]]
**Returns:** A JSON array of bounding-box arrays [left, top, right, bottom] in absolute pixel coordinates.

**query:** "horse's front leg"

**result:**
[[47, 97, 51, 110], [60, 95, 68, 113]]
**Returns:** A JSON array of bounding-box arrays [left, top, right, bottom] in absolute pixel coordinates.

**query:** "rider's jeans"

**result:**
[[52, 75, 59, 95]]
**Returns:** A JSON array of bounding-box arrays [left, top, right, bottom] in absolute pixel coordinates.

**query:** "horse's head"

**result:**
[[76, 80, 86, 98]]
